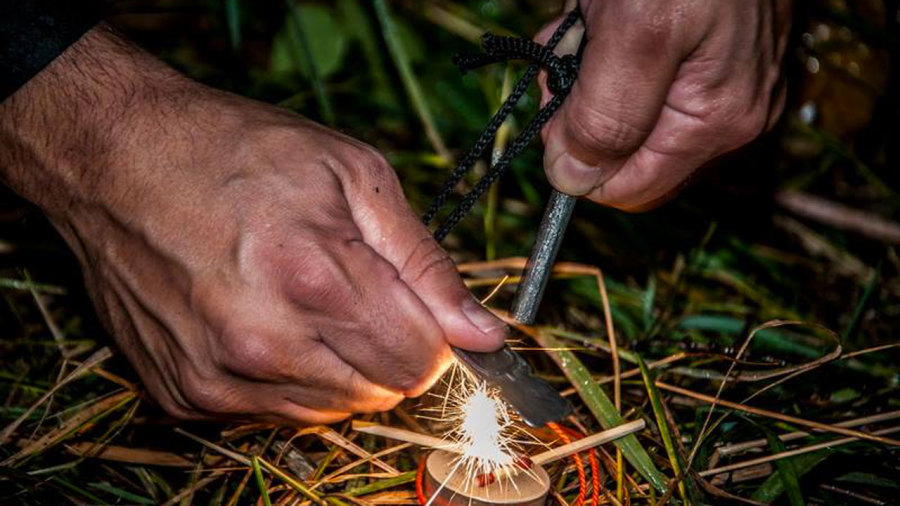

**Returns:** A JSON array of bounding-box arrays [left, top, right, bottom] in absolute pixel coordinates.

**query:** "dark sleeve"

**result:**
[[0, 1, 102, 102]]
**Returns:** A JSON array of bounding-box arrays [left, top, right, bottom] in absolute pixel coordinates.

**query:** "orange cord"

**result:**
[[548, 422, 587, 506], [557, 424, 602, 506], [415, 453, 429, 505]]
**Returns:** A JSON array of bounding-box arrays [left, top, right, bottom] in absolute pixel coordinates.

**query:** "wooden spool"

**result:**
[[423, 450, 551, 506]]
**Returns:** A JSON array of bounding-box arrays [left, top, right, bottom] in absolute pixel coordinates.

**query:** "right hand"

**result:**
[[0, 26, 507, 424], [537, 0, 791, 210]]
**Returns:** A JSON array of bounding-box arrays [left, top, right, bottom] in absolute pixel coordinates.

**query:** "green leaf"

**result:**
[[751, 449, 831, 503], [336, 0, 398, 107], [225, 0, 242, 50], [372, 0, 450, 160], [642, 275, 657, 332], [344, 471, 416, 496], [88, 482, 156, 505], [836, 471, 899, 489], [761, 426, 804, 506], [271, 4, 347, 79], [535, 330, 668, 493]]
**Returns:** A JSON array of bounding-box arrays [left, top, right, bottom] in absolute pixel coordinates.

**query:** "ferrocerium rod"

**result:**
[[510, 191, 576, 325], [454, 190, 576, 428]]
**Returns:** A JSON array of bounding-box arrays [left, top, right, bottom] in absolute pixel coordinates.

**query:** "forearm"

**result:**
[[0, 24, 189, 218]]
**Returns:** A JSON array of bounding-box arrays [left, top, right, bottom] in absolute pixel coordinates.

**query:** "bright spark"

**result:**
[[418, 361, 552, 505], [457, 384, 514, 467], [427, 361, 537, 495]]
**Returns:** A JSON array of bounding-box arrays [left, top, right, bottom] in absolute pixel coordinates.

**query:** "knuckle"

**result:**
[[630, 15, 675, 49], [399, 236, 456, 285], [393, 369, 431, 395], [711, 98, 767, 148], [391, 354, 443, 396], [155, 393, 198, 420], [357, 146, 392, 174], [280, 247, 351, 310], [335, 143, 399, 192], [179, 371, 230, 414], [218, 326, 280, 379], [361, 395, 403, 414], [566, 107, 647, 159]]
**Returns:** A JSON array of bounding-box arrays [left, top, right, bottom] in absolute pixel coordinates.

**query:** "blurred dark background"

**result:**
[[0, 1, 898, 504]]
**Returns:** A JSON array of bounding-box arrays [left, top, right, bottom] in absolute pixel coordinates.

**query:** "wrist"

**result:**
[[0, 23, 194, 218]]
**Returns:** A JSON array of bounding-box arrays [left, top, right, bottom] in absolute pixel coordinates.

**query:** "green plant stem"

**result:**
[[484, 66, 514, 260], [343, 471, 416, 496], [637, 356, 690, 505], [535, 329, 668, 493], [251, 455, 273, 506], [286, 1, 336, 126], [373, 0, 452, 162]]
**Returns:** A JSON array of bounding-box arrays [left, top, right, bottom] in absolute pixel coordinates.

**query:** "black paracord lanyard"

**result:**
[[422, 7, 583, 242]]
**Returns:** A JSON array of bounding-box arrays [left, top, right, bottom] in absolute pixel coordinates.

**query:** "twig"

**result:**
[[656, 382, 900, 446], [776, 189, 900, 244], [174, 428, 329, 506], [532, 420, 646, 466], [353, 419, 645, 467], [315, 426, 401, 475], [351, 420, 449, 451], [699, 425, 900, 477], [714, 409, 900, 458]]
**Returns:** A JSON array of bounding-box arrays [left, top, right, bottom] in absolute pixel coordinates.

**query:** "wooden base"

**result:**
[[423, 450, 550, 506]]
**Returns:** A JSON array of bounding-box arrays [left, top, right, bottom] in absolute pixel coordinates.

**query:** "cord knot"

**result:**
[[453, 32, 581, 97], [547, 54, 578, 96]]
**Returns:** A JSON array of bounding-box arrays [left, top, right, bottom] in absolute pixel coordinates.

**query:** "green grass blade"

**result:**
[[372, 0, 451, 162], [842, 262, 880, 341], [252, 455, 273, 506], [751, 450, 831, 503], [536, 329, 668, 493], [286, 1, 336, 126], [53, 476, 106, 504], [343, 470, 416, 497], [88, 481, 156, 505], [755, 424, 805, 506], [225, 0, 242, 50], [636, 355, 690, 504]]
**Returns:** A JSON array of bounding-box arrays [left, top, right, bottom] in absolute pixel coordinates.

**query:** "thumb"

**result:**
[[539, 2, 684, 197], [339, 148, 507, 353]]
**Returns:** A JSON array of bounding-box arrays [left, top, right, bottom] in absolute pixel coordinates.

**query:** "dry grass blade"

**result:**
[[314, 426, 401, 475], [3, 388, 135, 466], [0, 346, 113, 445], [160, 475, 222, 506], [657, 382, 900, 446], [700, 425, 900, 477], [64, 442, 194, 467], [315, 442, 413, 488], [714, 409, 900, 459], [175, 428, 331, 506]]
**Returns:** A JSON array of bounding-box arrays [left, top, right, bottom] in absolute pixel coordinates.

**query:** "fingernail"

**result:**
[[462, 298, 508, 335]]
